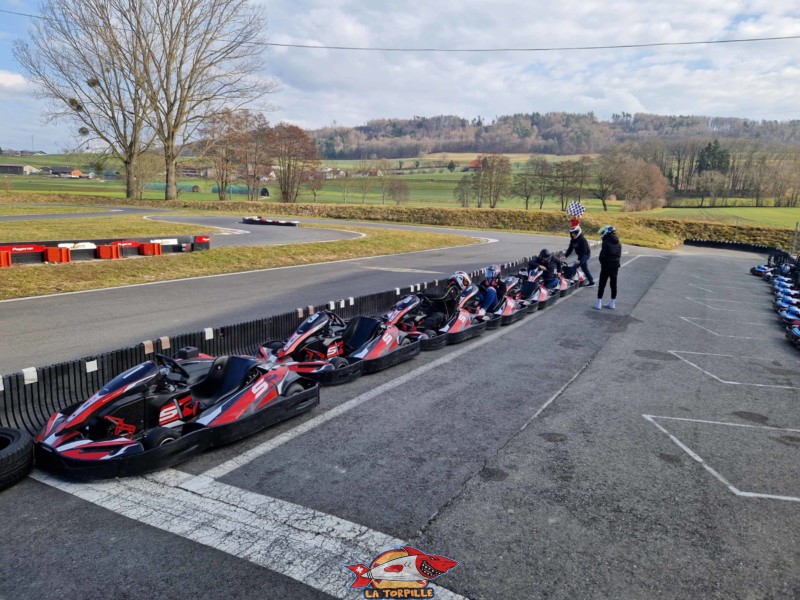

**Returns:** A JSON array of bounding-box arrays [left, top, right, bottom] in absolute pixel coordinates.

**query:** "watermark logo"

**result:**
[[344, 545, 458, 598]]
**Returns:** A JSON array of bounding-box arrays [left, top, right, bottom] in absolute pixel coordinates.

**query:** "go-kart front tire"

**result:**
[[142, 427, 181, 450]]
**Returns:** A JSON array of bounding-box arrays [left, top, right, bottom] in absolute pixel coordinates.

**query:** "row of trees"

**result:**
[[200, 111, 319, 202], [454, 154, 668, 212], [627, 138, 800, 206], [15, 0, 273, 200], [311, 113, 800, 159]]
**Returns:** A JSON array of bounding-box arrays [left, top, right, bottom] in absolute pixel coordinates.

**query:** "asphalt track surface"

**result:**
[[1, 208, 799, 599]]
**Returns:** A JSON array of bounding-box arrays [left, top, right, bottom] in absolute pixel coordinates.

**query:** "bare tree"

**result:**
[[338, 170, 354, 204], [304, 169, 326, 203], [593, 152, 624, 211], [234, 111, 271, 201], [387, 178, 410, 205], [198, 110, 241, 201], [512, 157, 537, 210], [14, 0, 154, 199], [454, 175, 473, 207], [472, 154, 512, 208], [117, 0, 274, 201], [531, 158, 552, 209], [269, 124, 318, 203], [377, 159, 393, 205], [354, 160, 373, 204]]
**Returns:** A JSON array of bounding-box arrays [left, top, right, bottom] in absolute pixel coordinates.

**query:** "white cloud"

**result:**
[[4, 0, 800, 150], [0, 69, 28, 93]]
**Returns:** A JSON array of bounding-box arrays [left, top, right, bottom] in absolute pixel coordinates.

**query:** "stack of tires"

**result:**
[[0, 428, 33, 492]]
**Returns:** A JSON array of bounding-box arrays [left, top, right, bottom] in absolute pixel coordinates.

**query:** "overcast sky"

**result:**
[[1, 0, 799, 153]]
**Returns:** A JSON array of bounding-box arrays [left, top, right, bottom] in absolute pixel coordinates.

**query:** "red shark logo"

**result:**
[[345, 546, 458, 594]]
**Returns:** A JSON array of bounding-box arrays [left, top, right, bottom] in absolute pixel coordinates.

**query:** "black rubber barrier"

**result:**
[[0, 258, 535, 435], [683, 238, 777, 254]]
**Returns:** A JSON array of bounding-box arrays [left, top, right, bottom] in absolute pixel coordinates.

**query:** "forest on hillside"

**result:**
[[310, 112, 800, 159]]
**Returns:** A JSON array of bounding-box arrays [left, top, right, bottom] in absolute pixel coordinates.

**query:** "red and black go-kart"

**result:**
[[258, 309, 421, 379], [383, 284, 490, 347], [35, 350, 319, 479], [482, 275, 530, 329]]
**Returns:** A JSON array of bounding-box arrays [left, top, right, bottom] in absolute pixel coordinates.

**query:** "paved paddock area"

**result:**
[[2, 250, 798, 599]]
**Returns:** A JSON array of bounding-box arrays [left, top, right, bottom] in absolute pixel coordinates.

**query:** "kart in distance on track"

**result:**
[[35, 349, 319, 479]]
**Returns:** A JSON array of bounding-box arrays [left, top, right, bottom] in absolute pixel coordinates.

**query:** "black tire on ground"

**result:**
[[141, 427, 180, 450], [329, 357, 349, 369], [0, 427, 34, 492], [423, 329, 438, 338], [283, 382, 305, 396], [400, 336, 413, 346]]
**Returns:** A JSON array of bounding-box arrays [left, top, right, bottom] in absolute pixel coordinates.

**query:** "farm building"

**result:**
[[0, 164, 42, 175]]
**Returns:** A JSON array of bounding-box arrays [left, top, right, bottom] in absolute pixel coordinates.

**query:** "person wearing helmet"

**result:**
[[418, 271, 471, 330], [475, 264, 506, 315], [595, 225, 622, 309], [564, 225, 594, 286], [530, 249, 560, 289]]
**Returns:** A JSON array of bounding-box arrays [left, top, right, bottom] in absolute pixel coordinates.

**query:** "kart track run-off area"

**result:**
[[1, 214, 798, 600]]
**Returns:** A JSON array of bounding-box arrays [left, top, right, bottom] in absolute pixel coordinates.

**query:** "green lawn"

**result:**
[[642, 207, 800, 228]]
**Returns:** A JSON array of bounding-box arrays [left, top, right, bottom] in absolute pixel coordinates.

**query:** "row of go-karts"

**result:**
[[750, 249, 800, 348], [5, 254, 588, 484]]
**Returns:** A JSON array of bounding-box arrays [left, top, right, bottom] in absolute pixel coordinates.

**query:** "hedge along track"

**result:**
[[0, 427, 34, 492]]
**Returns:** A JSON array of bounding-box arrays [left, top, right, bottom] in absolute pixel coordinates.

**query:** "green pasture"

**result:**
[[643, 207, 800, 228]]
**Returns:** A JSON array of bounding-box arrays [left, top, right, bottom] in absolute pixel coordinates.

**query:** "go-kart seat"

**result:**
[[341, 317, 382, 353], [190, 355, 260, 410]]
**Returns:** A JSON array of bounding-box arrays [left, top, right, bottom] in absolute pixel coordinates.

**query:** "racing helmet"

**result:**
[[598, 225, 616, 237], [539, 249, 552, 261], [485, 264, 501, 282], [569, 226, 582, 236], [448, 271, 472, 291]]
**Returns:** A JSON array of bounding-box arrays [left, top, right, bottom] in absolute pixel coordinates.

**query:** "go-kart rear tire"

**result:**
[[0, 427, 33, 492], [329, 357, 349, 370], [142, 427, 181, 450], [284, 383, 305, 396], [423, 329, 438, 339]]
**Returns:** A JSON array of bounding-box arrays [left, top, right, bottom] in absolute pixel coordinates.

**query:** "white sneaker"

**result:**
[[477, 308, 486, 317], [593, 299, 602, 310], [605, 299, 616, 309]]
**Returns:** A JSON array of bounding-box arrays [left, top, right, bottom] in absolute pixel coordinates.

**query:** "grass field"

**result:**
[[2, 152, 800, 228], [0, 215, 218, 243], [1, 224, 476, 300], [0, 204, 111, 216]]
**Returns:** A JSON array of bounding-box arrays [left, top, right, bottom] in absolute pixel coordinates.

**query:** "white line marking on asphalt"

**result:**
[[684, 297, 772, 312], [0, 238, 491, 304], [646, 415, 800, 433], [678, 317, 772, 340], [31, 470, 468, 599], [669, 351, 800, 390], [643, 415, 800, 503], [688, 282, 764, 291]]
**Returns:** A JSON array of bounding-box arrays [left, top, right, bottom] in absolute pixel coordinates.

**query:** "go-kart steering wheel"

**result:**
[[327, 311, 347, 328], [155, 353, 191, 379]]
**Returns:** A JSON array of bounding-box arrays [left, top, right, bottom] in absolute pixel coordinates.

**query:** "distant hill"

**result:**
[[310, 112, 800, 159]]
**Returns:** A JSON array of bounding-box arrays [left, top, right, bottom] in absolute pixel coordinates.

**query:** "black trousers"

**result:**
[[597, 265, 619, 299]]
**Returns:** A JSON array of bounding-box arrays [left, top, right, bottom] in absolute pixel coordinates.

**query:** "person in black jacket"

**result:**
[[594, 225, 622, 310], [530, 249, 560, 289], [564, 226, 594, 286]]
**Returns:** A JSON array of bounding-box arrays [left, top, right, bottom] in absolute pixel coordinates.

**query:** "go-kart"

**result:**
[[478, 276, 529, 329], [516, 266, 559, 311], [786, 325, 800, 347], [257, 311, 366, 384], [258, 309, 421, 376], [35, 351, 319, 479], [383, 295, 449, 350], [437, 285, 489, 344]]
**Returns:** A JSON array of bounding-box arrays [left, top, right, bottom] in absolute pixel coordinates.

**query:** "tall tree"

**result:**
[[14, 0, 154, 199], [269, 124, 319, 203], [454, 175, 473, 207], [116, 0, 273, 201], [512, 157, 538, 210], [593, 152, 624, 211], [235, 111, 271, 201], [199, 110, 241, 201], [473, 154, 512, 208]]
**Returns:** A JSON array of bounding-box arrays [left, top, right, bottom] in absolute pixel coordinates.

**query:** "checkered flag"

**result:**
[[566, 201, 586, 217]]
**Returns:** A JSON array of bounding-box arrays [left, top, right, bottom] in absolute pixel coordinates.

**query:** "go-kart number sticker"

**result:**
[[382, 332, 394, 345]]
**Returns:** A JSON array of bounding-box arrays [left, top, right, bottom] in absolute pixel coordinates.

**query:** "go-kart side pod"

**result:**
[[440, 310, 488, 345], [35, 377, 320, 481], [786, 326, 800, 347], [358, 339, 421, 374]]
